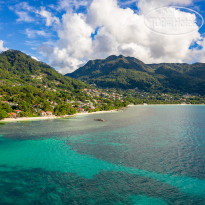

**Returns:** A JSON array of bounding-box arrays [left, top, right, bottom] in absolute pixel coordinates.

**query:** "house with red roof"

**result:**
[[15, 110, 22, 114], [40, 111, 46, 117], [8, 113, 17, 118], [46, 111, 53, 116]]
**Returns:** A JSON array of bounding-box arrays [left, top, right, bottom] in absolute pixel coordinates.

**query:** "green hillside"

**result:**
[[67, 55, 205, 95], [0, 50, 88, 118], [0, 50, 86, 90], [0, 50, 129, 119]]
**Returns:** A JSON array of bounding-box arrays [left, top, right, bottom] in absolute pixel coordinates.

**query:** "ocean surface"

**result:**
[[0, 105, 204, 205]]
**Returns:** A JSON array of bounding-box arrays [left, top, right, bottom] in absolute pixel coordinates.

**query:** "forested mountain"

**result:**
[[0, 50, 85, 90], [0, 50, 87, 118], [0, 50, 128, 119], [66, 55, 205, 95]]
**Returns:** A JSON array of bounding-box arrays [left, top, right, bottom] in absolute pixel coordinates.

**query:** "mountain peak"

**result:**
[[0, 49, 86, 91], [66, 54, 151, 81], [66, 55, 205, 94], [105, 55, 125, 61], [0, 50, 34, 62], [1, 49, 23, 55]]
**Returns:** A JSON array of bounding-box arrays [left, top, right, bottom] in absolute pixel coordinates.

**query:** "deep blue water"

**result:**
[[0, 105, 204, 204]]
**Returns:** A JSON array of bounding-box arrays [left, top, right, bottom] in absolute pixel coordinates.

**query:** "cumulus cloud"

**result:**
[[39, 11, 93, 73], [39, 0, 203, 73], [0, 40, 8, 52], [37, 7, 60, 27], [189, 37, 205, 63]]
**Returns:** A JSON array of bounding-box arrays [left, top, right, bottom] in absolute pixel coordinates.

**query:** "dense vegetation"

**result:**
[[0, 50, 86, 90], [119, 89, 205, 105], [0, 50, 204, 120], [0, 50, 128, 119], [67, 55, 205, 95]]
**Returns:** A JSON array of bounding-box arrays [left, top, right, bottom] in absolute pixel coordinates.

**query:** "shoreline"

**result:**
[[128, 104, 205, 106], [0, 110, 118, 123], [1, 104, 204, 123]]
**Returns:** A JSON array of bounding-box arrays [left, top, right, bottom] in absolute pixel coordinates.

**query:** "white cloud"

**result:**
[[137, 0, 192, 13], [0, 40, 8, 52], [11, 2, 59, 26], [57, 0, 91, 11], [31, 56, 39, 61], [25, 29, 49, 38], [37, 7, 60, 27], [39, 12, 93, 73], [189, 37, 205, 63], [10, 2, 36, 23], [15, 2, 36, 12], [39, 0, 203, 73], [16, 11, 34, 22]]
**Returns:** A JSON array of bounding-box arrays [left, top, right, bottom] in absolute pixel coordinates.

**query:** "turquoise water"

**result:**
[[0, 106, 204, 204]]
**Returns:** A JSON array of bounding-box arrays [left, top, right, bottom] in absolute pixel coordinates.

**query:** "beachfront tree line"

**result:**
[[0, 85, 129, 119], [1, 85, 205, 120]]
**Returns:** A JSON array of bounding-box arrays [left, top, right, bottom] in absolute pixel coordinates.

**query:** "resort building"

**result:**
[[15, 110, 22, 114], [8, 112, 17, 118], [40, 111, 46, 117], [46, 111, 53, 116]]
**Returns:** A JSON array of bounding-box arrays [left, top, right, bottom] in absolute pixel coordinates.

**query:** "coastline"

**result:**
[[128, 104, 205, 106], [1, 104, 204, 123], [0, 116, 62, 123], [0, 110, 118, 123]]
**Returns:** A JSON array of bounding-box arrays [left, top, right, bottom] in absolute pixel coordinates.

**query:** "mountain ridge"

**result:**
[[0, 50, 88, 117], [0, 49, 86, 90], [66, 55, 205, 95], [0, 50, 130, 119]]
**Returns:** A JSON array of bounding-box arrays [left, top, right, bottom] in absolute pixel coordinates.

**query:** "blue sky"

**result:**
[[1, 0, 205, 73], [0, 0, 60, 58]]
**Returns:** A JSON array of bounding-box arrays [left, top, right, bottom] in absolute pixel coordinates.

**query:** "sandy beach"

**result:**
[[0, 110, 118, 123], [0, 116, 62, 122], [1, 104, 204, 123]]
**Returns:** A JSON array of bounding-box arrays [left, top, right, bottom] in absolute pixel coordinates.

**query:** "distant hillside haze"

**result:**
[[66, 55, 205, 95]]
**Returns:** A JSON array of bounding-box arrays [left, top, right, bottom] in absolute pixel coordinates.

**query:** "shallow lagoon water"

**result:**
[[0, 105, 204, 204]]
